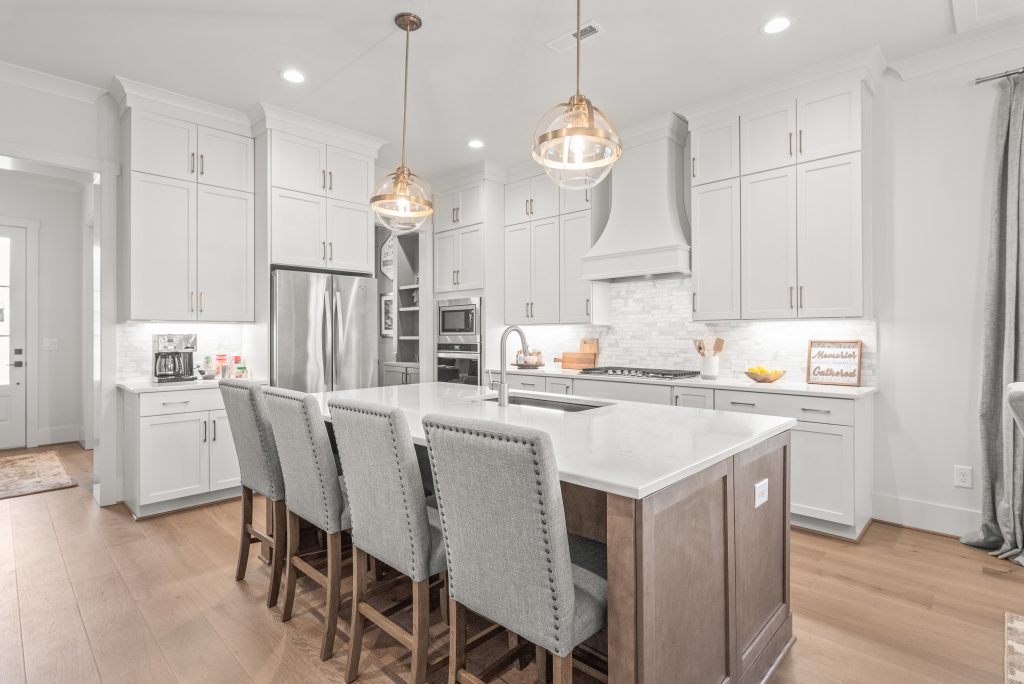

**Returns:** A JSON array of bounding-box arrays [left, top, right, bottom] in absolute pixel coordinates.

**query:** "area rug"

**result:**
[[0, 450, 76, 500], [1008, 613, 1024, 683]]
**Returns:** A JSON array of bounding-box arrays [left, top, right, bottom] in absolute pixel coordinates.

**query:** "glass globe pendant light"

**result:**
[[532, 0, 621, 189], [371, 13, 433, 233]]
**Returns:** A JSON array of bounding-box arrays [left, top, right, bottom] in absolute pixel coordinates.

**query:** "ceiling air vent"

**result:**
[[545, 21, 605, 54]]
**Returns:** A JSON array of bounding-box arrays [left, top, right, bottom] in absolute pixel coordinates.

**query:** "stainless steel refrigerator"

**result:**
[[272, 269, 378, 392]]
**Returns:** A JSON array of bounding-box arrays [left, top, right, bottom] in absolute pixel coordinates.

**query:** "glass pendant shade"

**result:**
[[533, 94, 621, 189], [371, 166, 432, 233]]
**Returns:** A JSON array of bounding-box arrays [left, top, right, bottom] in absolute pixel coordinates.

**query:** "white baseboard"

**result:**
[[35, 425, 82, 446], [873, 492, 981, 537]]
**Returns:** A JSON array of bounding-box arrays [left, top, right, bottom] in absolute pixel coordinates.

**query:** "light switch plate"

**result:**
[[42, 338, 58, 351], [754, 479, 769, 508]]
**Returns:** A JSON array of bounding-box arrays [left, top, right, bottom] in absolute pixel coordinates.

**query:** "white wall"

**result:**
[[0, 169, 86, 444], [872, 43, 1024, 536]]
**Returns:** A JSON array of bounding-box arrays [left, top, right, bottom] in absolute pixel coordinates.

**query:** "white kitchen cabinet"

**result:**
[[546, 377, 574, 395], [691, 116, 740, 186], [326, 145, 371, 204], [326, 199, 373, 273], [560, 210, 598, 324], [209, 409, 241, 491], [691, 178, 741, 321], [197, 186, 255, 322], [797, 81, 862, 163], [504, 217, 559, 324], [741, 167, 797, 320], [505, 174, 559, 225], [436, 182, 484, 231], [434, 190, 458, 232], [740, 98, 796, 175], [506, 375, 544, 391], [573, 379, 671, 405], [128, 172, 197, 321], [434, 230, 458, 293], [560, 187, 592, 214], [504, 223, 531, 323], [796, 152, 863, 318], [434, 224, 483, 293], [671, 387, 714, 409], [139, 410, 210, 505], [271, 188, 327, 269], [197, 126, 255, 193], [272, 131, 328, 196], [130, 110, 198, 182], [790, 423, 856, 525], [382, 363, 420, 386]]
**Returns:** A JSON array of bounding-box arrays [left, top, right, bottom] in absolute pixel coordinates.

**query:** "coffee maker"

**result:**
[[152, 334, 197, 383]]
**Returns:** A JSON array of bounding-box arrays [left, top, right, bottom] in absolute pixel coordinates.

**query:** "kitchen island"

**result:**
[[313, 382, 797, 684]]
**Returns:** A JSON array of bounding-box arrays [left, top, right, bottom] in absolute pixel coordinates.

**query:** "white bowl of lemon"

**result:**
[[745, 366, 785, 383]]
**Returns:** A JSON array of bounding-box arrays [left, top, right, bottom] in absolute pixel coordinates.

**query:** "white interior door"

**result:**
[[0, 226, 27, 448]]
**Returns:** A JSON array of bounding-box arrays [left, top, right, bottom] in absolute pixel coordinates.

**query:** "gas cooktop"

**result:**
[[578, 366, 700, 380]]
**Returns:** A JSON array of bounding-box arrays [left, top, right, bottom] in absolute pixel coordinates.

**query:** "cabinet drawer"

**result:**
[[714, 389, 853, 426], [546, 378, 574, 395], [672, 387, 715, 409], [507, 375, 544, 391], [140, 388, 225, 417], [573, 379, 672, 405]]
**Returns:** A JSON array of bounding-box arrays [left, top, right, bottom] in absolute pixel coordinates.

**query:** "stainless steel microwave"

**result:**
[[437, 297, 481, 343]]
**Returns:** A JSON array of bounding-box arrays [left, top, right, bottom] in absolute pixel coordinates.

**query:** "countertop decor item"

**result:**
[[745, 369, 786, 383], [531, 0, 621, 189], [380, 294, 395, 337], [806, 340, 863, 386], [695, 336, 725, 379], [555, 338, 600, 369]]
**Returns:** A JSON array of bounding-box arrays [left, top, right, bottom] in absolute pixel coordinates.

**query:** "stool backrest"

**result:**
[[264, 386, 348, 533], [328, 399, 433, 581], [421, 414, 574, 655], [218, 380, 284, 501]]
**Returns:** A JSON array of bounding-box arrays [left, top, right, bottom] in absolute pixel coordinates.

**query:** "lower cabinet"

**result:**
[[382, 363, 420, 386], [546, 377, 574, 395], [672, 387, 715, 409], [138, 410, 210, 504], [573, 379, 672, 405], [506, 374, 544, 391], [209, 409, 242, 491]]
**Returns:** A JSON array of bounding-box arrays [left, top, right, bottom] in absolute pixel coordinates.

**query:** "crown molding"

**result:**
[[432, 160, 507, 191], [0, 61, 105, 105], [249, 102, 386, 159], [111, 77, 251, 135], [888, 23, 1024, 81]]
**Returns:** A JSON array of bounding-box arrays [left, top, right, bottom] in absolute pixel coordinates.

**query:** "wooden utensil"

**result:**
[[579, 338, 599, 355], [713, 338, 725, 355]]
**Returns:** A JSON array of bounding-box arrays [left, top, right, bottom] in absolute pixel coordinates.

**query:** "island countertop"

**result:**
[[314, 381, 796, 499]]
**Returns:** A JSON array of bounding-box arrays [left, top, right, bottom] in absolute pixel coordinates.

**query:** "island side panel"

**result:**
[[606, 493, 638, 684]]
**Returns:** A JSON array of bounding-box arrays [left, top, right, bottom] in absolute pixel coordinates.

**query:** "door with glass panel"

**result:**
[[0, 226, 26, 448]]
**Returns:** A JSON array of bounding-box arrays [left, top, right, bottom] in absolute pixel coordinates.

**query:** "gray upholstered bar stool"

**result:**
[[422, 414, 608, 684], [218, 379, 287, 608], [328, 398, 447, 684], [263, 386, 352, 661]]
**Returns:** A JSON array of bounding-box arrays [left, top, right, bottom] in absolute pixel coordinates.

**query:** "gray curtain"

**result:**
[[962, 75, 1024, 564]]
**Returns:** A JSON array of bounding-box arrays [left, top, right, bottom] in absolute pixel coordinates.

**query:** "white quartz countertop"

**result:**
[[313, 382, 796, 500], [489, 366, 878, 399], [117, 378, 267, 394]]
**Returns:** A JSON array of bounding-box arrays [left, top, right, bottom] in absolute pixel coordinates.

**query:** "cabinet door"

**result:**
[[546, 378, 574, 395], [271, 188, 327, 269], [197, 126, 254, 193], [740, 99, 796, 175], [209, 409, 241, 491], [796, 153, 862, 318], [691, 117, 740, 185], [560, 211, 592, 323], [560, 187, 591, 214], [327, 146, 371, 204], [529, 218, 560, 323], [691, 178, 741, 321], [271, 131, 326, 195], [507, 375, 543, 391], [573, 379, 672, 405], [326, 199, 373, 273], [434, 190, 457, 233], [434, 231, 458, 293], [455, 225, 484, 291], [130, 110, 197, 182], [672, 387, 714, 409], [382, 367, 406, 387], [741, 167, 797, 320], [130, 172, 197, 321], [504, 223, 532, 323], [197, 186, 254, 322], [139, 411, 210, 504], [790, 422, 855, 525], [505, 179, 532, 226], [529, 176, 560, 220], [797, 82, 861, 162], [457, 181, 484, 227], [405, 369, 420, 385]]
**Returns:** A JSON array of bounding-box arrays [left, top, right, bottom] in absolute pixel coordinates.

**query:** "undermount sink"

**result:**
[[481, 395, 604, 412]]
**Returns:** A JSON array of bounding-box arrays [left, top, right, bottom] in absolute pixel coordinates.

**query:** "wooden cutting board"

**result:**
[[556, 352, 597, 370], [579, 338, 599, 355]]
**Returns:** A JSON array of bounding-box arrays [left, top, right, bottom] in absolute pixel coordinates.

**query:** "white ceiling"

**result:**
[[0, 0, 1021, 178]]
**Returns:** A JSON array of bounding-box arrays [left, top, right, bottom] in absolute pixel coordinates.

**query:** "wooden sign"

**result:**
[[379, 236, 396, 281], [806, 340, 863, 386]]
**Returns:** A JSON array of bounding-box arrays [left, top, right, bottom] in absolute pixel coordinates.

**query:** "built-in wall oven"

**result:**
[[436, 297, 482, 385]]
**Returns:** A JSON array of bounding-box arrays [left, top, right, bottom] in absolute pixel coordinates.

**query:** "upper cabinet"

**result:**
[[504, 174, 559, 226], [691, 116, 740, 186], [560, 187, 592, 214], [691, 178, 741, 321], [435, 181, 484, 232], [271, 131, 327, 195], [796, 81, 863, 163], [434, 224, 483, 294], [739, 99, 796, 176], [196, 126, 255, 193]]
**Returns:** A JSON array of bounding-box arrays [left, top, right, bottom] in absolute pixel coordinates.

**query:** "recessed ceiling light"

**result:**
[[760, 16, 792, 34], [467, 139, 485, 149], [281, 69, 305, 84]]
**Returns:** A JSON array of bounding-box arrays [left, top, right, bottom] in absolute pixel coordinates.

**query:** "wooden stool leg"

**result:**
[[345, 547, 367, 683], [439, 572, 449, 625], [551, 654, 572, 684], [368, 555, 382, 581], [321, 531, 343, 661], [281, 510, 301, 622], [535, 645, 549, 684], [235, 486, 253, 581], [411, 578, 430, 684], [267, 499, 287, 607], [448, 599, 467, 684]]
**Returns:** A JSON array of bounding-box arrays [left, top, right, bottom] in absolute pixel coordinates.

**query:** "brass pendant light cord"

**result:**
[[576, 0, 581, 97], [401, 24, 410, 170]]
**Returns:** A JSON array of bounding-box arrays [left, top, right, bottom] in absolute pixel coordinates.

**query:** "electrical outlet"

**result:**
[[42, 338, 58, 351], [754, 479, 769, 508], [954, 465, 973, 489]]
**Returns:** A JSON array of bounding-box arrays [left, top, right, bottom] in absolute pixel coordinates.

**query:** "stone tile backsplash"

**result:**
[[520, 278, 877, 384], [117, 322, 249, 379]]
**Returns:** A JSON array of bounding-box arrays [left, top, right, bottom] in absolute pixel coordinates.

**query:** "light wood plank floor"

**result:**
[[0, 443, 1018, 683]]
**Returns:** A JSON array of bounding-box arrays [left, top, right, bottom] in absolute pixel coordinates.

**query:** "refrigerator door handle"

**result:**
[[334, 290, 343, 389], [323, 290, 332, 388]]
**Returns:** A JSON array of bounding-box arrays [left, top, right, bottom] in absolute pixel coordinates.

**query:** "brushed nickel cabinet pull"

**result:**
[[322, 241, 327, 260], [190, 291, 195, 312], [692, 292, 697, 312], [455, 270, 460, 286], [801, 407, 832, 414], [162, 400, 190, 406], [586, 298, 590, 316], [452, 271, 456, 286], [798, 130, 804, 154], [731, 401, 756, 407], [530, 198, 535, 215], [585, 188, 590, 202], [190, 152, 195, 174], [789, 286, 794, 309], [328, 171, 333, 190], [692, 157, 696, 178], [202, 421, 208, 443], [525, 199, 529, 216], [329, 242, 334, 261], [525, 302, 530, 318], [456, 207, 460, 223], [322, 170, 326, 188], [799, 285, 804, 309], [200, 291, 205, 313], [212, 419, 217, 441], [199, 154, 204, 175], [789, 132, 793, 156]]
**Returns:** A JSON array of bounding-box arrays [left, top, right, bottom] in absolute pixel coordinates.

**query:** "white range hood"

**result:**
[[581, 113, 691, 281]]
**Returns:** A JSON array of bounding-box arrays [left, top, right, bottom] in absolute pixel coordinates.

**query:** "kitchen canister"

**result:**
[[701, 355, 720, 379]]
